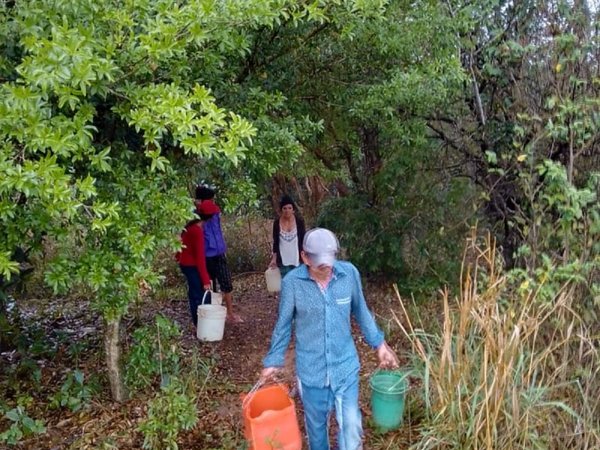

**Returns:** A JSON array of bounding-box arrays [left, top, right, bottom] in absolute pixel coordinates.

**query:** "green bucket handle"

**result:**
[[371, 368, 412, 392]]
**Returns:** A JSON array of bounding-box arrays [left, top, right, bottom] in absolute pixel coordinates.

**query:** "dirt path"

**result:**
[[169, 273, 284, 384], [9, 273, 412, 449], [165, 273, 409, 449], [164, 273, 301, 449]]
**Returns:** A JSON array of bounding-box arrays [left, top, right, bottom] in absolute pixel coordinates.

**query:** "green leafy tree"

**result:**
[[426, 0, 600, 265], [245, 0, 469, 280], [0, 0, 389, 400]]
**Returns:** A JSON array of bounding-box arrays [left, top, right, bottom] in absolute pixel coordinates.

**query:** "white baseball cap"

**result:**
[[303, 228, 339, 267]]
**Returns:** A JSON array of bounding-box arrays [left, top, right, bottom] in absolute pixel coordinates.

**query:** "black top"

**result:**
[[272, 216, 306, 267]]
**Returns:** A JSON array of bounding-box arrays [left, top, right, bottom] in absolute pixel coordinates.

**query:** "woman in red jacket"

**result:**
[[176, 216, 211, 328]]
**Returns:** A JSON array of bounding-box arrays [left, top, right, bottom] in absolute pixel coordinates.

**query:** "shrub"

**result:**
[[222, 214, 272, 273], [138, 377, 198, 450], [316, 191, 470, 290], [125, 315, 181, 391], [0, 400, 46, 446], [49, 369, 97, 413]]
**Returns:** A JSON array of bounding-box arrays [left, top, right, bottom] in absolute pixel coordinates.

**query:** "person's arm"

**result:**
[[192, 225, 211, 288], [269, 219, 279, 268], [350, 263, 384, 347], [296, 216, 306, 255], [261, 276, 295, 377], [349, 263, 399, 368]]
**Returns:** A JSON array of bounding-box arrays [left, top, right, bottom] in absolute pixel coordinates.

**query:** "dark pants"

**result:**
[[180, 265, 211, 326]]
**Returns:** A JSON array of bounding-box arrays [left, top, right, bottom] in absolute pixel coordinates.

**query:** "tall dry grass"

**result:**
[[394, 232, 600, 450]]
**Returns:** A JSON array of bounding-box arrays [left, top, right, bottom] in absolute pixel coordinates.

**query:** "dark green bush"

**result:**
[[317, 195, 408, 277], [317, 179, 474, 294]]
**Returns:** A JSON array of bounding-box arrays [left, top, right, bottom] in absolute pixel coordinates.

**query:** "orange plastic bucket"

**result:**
[[242, 384, 302, 450]]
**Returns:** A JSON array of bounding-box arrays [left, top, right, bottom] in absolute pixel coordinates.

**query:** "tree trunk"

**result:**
[[104, 317, 128, 402]]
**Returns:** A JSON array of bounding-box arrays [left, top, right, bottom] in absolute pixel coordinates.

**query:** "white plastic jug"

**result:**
[[211, 291, 223, 305], [265, 267, 282, 292], [197, 291, 227, 342]]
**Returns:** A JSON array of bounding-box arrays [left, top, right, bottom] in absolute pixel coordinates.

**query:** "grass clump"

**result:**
[[395, 232, 599, 450]]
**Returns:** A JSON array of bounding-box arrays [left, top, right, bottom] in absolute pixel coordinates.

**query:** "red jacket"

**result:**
[[176, 221, 211, 286]]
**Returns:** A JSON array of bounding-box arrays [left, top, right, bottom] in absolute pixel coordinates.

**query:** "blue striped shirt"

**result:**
[[263, 261, 384, 389]]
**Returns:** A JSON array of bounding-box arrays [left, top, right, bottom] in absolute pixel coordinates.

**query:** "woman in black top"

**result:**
[[268, 195, 306, 278]]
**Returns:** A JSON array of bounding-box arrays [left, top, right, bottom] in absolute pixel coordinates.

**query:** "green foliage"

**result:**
[[17, 324, 56, 359], [520, 161, 599, 256], [506, 160, 600, 322], [1, 358, 42, 397], [138, 377, 198, 450], [428, 0, 600, 263], [0, 3, 407, 405], [125, 315, 181, 391], [40, 168, 192, 322], [238, 0, 470, 286], [0, 0, 358, 320], [49, 369, 97, 413], [114, 83, 256, 165], [0, 398, 46, 446], [318, 175, 475, 290], [318, 195, 407, 275]]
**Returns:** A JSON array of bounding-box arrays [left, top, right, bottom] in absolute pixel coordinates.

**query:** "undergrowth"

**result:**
[[395, 232, 599, 450]]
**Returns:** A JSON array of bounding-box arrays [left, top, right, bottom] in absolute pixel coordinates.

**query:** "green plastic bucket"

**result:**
[[369, 371, 409, 431]]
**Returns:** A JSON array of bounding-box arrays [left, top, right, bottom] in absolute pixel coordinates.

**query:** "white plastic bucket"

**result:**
[[197, 291, 226, 342], [265, 267, 281, 292]]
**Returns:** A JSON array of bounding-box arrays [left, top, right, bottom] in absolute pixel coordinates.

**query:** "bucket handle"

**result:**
[[200, 290, 211, 306], [372, 368, 413, 392], [241, 374, 286, 410], [241, 378, 266, 410]]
